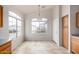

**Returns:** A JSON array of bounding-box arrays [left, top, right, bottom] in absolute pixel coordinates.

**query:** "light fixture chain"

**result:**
[[38, 5, 40, 17]]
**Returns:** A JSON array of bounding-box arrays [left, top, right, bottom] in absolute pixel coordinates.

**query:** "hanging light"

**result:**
[[38, 5, 41, 20], [38, 5, 45, 21], [38, 5, 40, 17]]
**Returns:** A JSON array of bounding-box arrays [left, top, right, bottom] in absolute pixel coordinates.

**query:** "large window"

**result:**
[[32, 18, 48, 33], [8, 11, 22, 40]]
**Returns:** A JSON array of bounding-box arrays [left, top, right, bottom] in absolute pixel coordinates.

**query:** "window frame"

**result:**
[[8, 11, 22, 40]]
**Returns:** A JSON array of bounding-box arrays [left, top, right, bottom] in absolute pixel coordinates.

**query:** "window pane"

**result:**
[[9, 16, 17, 40], [40, 22, 47, 33], [17, 20, 21, 36], [9, 11, 21, 19], [32, 18, 48, 33], [9, 21, 13, 27], [17, 27, 21, 32], [12, 18, 16, 23], [9, 16, 13, 22], [32, 18, 38, 21], [32, 22, 40, 33], [32, 22, 39, 27], [42, 18, 47, 21], [17, 32, 21, 36], [17, 20, 21, 26], [9, 33, 16, 40]]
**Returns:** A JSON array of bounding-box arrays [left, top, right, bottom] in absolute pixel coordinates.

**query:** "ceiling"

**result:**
[[7, 5, 53, 14]]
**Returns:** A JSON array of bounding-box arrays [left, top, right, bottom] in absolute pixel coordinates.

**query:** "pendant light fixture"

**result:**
[[38, 5, 40, 17], [38, 5, 45, 20], [38, 5, 41, 21]]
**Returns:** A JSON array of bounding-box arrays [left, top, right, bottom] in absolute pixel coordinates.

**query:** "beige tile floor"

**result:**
[[13, 41, 69, 54]]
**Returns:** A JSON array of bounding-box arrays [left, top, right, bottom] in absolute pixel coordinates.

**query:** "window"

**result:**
[[32, 18, 48, 33], [8, 11, 22, 40]]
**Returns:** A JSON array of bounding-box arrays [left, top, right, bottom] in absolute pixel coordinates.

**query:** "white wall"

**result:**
[[61, 5, 70, 17], [25, 9, 52, 41], [52, 5, 60, 46], [70, 5, 79, 35], [0, 6, 9, 45]]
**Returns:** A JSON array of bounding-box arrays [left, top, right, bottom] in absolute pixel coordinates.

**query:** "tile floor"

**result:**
[[13, 41, 69, 54]]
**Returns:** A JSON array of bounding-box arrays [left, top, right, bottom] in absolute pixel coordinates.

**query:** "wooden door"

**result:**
[[76, 12, 79, 28], [0, 5, 3, 27], [62, 15, 68, 49]]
